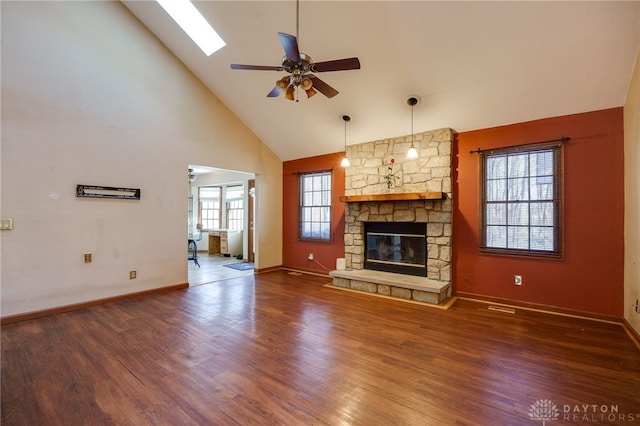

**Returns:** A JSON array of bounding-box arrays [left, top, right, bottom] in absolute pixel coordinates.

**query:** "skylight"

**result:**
[[156, 0, 225, 56]]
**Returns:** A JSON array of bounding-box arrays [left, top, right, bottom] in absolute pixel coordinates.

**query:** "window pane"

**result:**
[[311, 222, 320, 238], [486, 156, 506, 179], [321, 207, 330, 222], [531, 151, 553, 176], [322, 190, 330, 205], [530, 202, 554, 226], [486, 179, 506, 201], [321, 223, 330, 239], [486, 204, 506, 225], [530, 175, 553, 200], [507, 178, 529, 201], [508, 154, 528, 177], [303, 192, 312, 206], [486, 225, 506, 248], [531, 227, 554, 251], [507, 226, 529, 249], [507, 203, 529, 226]]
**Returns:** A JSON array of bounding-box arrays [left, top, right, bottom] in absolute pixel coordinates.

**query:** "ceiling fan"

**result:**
[[229, 1, 360, 101]]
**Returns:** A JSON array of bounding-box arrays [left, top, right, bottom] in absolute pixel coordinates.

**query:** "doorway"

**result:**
[[187, 164, 255, 285]]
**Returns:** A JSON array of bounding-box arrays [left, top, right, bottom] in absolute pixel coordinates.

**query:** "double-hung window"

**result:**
[[299, 171, 332, 241], [198, 186, 221, 231], [226, 185, 244, 231], [480, 142, 563, 258]]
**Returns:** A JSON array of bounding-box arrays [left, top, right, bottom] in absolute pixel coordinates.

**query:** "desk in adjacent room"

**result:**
[[208, 230, 242, 257]]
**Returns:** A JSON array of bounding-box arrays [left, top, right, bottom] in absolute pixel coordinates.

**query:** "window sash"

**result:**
[[299, 171, 332, 241], [480, 143, 563, 258]]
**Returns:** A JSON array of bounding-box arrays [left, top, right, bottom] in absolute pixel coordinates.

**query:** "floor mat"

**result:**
[[223, 262, 255, 271]]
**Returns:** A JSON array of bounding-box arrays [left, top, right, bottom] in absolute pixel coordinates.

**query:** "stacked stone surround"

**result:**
[[345, 128, 454, 197], [338, 128, 454, 303]]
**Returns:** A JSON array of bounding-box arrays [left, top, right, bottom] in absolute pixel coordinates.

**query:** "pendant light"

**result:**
[[407, 96, 419, 159], [340, 114, 351, 167]]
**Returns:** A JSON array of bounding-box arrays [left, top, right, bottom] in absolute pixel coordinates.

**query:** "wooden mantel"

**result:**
[[339, 192, 445, 202]]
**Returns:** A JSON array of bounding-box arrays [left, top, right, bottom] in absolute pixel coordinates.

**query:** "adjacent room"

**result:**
[[2, 1, 639, 424], [186, 165, 256, 285]]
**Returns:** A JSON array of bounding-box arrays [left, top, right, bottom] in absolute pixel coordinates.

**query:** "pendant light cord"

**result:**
[[342, 114, 351, 147], [341, 114, 351, 167], [411, 103, 414, 147]]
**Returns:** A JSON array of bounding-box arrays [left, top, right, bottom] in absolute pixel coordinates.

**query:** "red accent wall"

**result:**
[[282, 152, 345, 273], [454, 108, 624, 316]]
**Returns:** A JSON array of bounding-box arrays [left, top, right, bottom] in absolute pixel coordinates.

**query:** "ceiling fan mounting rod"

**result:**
[[296, 0, 300, 43]]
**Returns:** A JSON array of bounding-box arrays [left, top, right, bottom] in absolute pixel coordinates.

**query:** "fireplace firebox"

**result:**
[[364, 222, 427, 277]]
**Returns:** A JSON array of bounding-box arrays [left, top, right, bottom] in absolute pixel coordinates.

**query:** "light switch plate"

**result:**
[[0, 218, 13, 230]]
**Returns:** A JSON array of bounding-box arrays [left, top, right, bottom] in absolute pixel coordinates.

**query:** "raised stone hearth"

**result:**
[[329, 269, 452, 305]]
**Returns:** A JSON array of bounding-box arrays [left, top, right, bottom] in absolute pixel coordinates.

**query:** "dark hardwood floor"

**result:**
[[2, 270, 639, 425]]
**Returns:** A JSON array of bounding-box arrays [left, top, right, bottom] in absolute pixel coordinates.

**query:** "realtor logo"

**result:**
[[527, 399, 639, 423], [529, 399, 560, 425]]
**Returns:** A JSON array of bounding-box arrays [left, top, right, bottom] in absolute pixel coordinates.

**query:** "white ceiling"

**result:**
[[122, 1, 640, 161]]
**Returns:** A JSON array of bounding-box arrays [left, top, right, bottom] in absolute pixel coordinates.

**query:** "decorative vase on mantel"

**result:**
[[383, 158, 401, 190]]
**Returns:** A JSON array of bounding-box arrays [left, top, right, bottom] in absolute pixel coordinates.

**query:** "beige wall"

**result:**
[[0, 1, 282, 317], [624, 51, 640, 333]]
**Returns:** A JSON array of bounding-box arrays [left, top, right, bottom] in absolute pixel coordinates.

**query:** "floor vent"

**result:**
[[488, 305, 516, 314]]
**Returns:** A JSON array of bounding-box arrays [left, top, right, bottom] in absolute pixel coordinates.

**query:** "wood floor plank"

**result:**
[[2, 270, 639, 425]]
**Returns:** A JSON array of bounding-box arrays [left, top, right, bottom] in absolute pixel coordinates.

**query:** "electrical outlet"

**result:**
[[130, 270, 137, 279], [308, 253, 314, 261], [83, 253, 92, 263], [514, 275, 523, 286], [635, 299, 640, 314]]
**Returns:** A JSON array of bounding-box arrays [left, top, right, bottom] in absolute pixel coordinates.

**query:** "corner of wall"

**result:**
[[624, 50, 640, 334]]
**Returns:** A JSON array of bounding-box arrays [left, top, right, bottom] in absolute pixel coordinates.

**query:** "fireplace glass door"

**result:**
[[364, 222, 427, 277]]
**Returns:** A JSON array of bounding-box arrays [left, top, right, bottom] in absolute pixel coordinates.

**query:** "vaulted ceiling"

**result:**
[[122, 1, 640, 161]]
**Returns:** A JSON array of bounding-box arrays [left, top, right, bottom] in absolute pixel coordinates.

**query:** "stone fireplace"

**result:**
[[329, 128, 454, 305]]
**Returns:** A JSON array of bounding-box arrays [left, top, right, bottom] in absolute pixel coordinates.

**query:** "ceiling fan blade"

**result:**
[[230, 64, 284, 71], [309, 75, 339, 98], [266, 86, 281, 97], [277, 32, 300, 63], [311, 57, 361, 72]]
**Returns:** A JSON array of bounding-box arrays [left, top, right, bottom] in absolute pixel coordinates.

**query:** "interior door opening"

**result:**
[[187, 164, 256, 285]]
